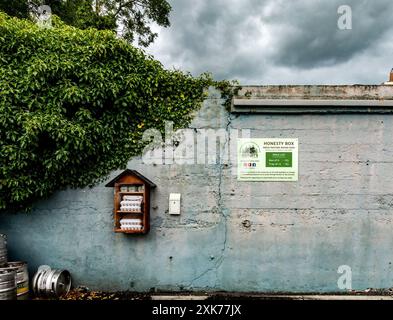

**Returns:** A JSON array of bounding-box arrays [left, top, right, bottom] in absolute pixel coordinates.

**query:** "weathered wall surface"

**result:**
[[1, 88, 393, 293]]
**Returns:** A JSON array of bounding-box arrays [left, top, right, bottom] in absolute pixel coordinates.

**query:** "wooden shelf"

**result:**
[[116, 211, 143, 214], [119, 192, 144, 195], [114, 228, 146, 234]]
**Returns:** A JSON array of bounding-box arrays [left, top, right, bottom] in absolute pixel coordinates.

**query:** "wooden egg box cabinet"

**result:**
[[105, 170, 156, 234]]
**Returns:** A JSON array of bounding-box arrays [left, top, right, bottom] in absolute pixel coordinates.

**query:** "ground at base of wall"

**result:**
[[37, 287, 393, 301], [59, 288, 151, 300]]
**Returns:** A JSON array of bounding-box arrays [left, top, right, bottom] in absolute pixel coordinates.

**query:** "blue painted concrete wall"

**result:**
[[1, 88, 393, 293]]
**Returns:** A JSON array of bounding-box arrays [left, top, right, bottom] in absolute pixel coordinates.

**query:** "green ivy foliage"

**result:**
[[0, 12, 213, 212]]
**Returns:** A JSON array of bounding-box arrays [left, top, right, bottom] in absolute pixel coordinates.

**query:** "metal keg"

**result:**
[[7, 262, 29, 299], [32, 265, 72, 298], [0, 234, 7, 267], [32, 265, 50, 297], [0, 268, 17, 300]]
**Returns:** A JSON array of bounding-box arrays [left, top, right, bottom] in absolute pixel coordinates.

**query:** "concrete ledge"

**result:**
[[232, 85, 393, 114], [231, 99, 393, 114], [234, 99, 393, 107]]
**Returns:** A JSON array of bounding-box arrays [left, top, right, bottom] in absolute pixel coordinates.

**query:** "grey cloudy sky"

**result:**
[[146, 0, 393, 85]]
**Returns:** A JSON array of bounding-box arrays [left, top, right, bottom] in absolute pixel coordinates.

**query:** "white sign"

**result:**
[[237, 138, 299, 182]]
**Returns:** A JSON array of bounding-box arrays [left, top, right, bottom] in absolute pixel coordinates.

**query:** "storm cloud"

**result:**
[[146, 0, 393, 84]]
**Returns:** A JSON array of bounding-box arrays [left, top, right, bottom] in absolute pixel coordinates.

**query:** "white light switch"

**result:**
[[169, 193, 181, 215]]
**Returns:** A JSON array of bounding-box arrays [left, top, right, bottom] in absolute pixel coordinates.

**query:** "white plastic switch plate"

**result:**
[[169, 193, 181, 215]]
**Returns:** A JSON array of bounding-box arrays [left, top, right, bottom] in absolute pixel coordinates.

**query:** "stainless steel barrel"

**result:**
[[0, 234, 7, 267], [0, 268, 17, 300], [32, 266, 71, 298], [7, 262, 29, 299], [48, 269, 71, 297]]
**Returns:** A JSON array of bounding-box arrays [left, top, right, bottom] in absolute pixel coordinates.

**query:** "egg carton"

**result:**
[[120, 200, 142, 206], [120, 219, 143, 225], [123, 195, 143, 201], [120, 206, 142, 212], [120, 225, 143, 231]]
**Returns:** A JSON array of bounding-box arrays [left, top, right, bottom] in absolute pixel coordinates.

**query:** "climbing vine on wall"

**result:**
[[0, 12, 216, 212]]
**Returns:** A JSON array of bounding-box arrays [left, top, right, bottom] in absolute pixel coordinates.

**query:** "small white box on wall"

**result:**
[[169, 193, 181, 215]]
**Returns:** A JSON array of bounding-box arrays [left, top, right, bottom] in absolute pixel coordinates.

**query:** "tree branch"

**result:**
[[114, 0, 149, 18]]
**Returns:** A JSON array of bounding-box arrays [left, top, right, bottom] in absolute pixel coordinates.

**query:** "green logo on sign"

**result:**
[[240, 143, 260, 159]]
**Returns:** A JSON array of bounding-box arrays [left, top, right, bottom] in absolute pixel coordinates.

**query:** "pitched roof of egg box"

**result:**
[[231, 85, 393, 114], [105, 169, 157, 188]]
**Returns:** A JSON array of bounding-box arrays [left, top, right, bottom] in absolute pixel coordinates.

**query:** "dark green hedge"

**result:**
[[0, 12, 213, 212]]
